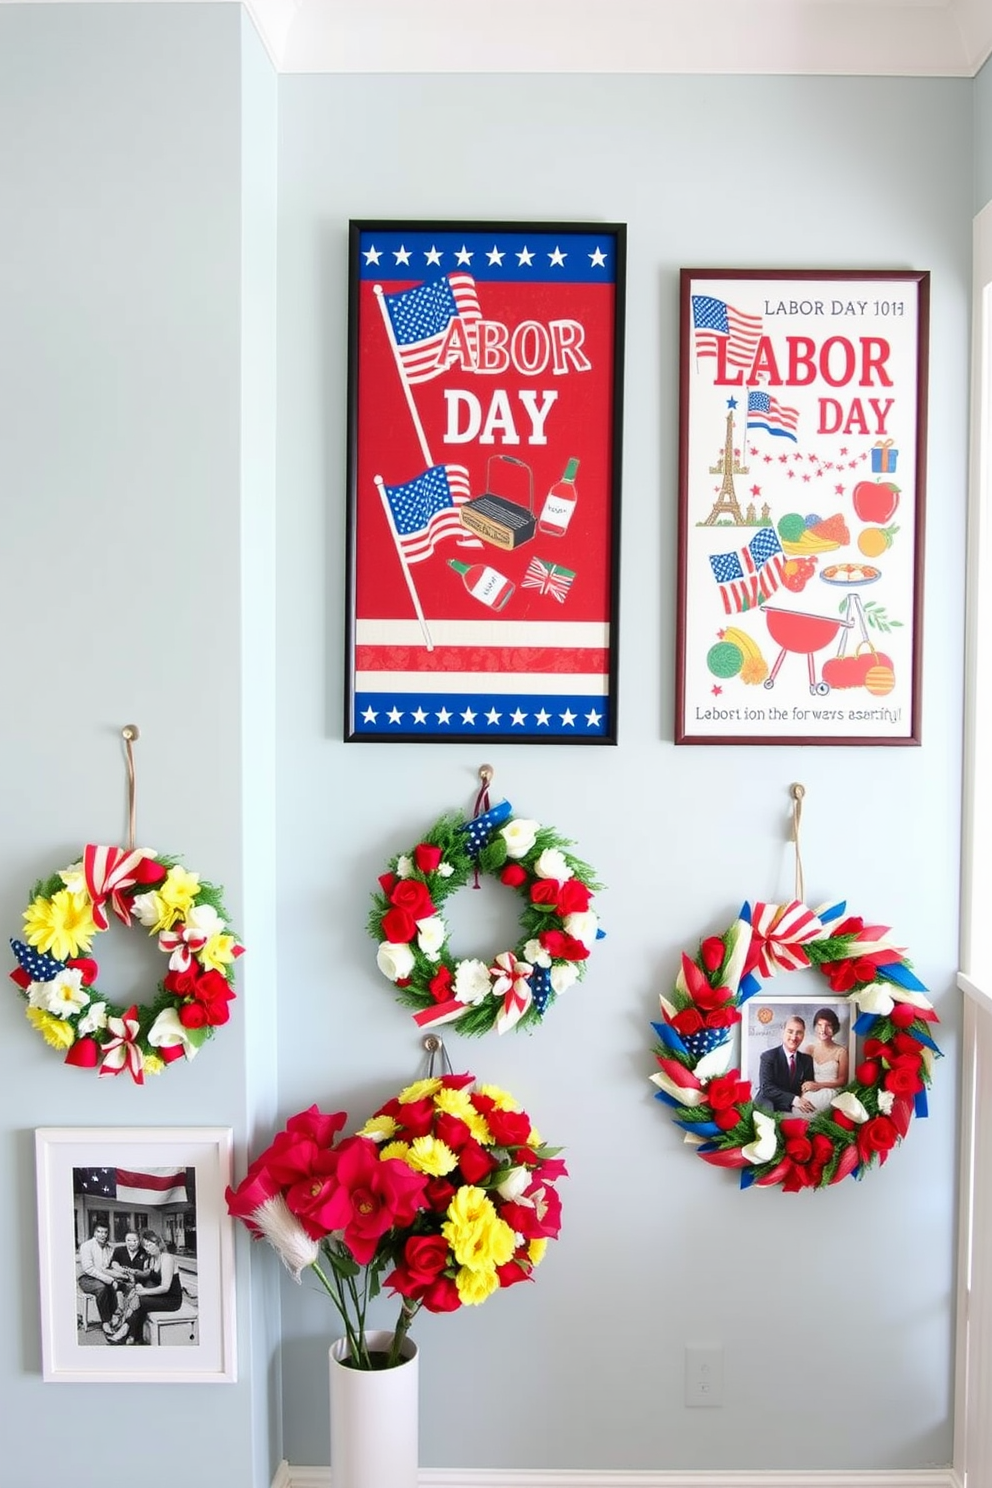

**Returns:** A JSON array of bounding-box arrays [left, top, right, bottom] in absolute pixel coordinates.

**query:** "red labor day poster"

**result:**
[[344, 221, 626, 743]]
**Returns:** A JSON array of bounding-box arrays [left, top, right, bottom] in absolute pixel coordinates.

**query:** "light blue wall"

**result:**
[[0, 7, 982, 1482], [276, 73, 971, 1472], [0, 6, 276, 1486], [978, 53, 992, 209]]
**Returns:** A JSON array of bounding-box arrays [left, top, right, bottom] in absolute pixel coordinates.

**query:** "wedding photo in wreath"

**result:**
[[36, 1127, 236, 1384]]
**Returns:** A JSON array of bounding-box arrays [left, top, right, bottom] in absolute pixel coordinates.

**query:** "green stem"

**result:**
[[311, 1257, 365, 1368], [387, 1297, 421, 1369]]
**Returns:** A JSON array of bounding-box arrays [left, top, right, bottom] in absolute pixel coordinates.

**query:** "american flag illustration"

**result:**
[[747, 389, 799, 441], [380, 274, 483, 383], [691, 295, 763, 369], [380, 464, 471, 563], [709, 528, 788, 613], [74, 1167, 189, 1205], [521, 557, 576, 604]]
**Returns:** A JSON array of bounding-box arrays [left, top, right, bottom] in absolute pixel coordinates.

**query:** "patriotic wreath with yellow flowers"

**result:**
[[370, 801, 602, 1037], [651, 899, 940, 1191], [9, 845, 244, 1083]]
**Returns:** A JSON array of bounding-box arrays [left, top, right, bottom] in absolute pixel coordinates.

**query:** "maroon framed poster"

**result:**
[[344, 220, 625, 743], [676, 269, 928, 746]]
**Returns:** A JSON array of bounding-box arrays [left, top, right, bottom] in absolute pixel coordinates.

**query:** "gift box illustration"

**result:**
[[871, 439, 898, 473]]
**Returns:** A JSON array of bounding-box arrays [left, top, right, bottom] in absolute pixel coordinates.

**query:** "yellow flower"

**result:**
[[397, 1077, 441, 1104], [528, 1126, 542, 1148], [159, 866, 201, 920], [23, 890, 97, 961], [477, 1083, 521, 1112], [132, 891, 178, 934], [26, 1007, 76, 1050], [198, 933, 238, 973], [407, 1135, 458, 1176], [455, 1264, 500, 1306], [143, 1055, 165, 1075], [528, 1239, 547, 1267], [358, 1114, 399, 1142], [379, 1141, 413, 1164], [434, 1087, 492, 1144], [442, 1187, 516, 1271]]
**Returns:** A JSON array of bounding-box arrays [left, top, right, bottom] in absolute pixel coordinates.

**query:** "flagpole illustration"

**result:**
[[374, 284, 435, 468], [374, 474, 435, 652]]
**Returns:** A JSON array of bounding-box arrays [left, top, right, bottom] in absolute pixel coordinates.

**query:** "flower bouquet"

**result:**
[[226, 1074, 566, 1368]]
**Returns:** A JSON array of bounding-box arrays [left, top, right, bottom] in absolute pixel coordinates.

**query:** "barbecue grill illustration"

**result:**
[[459, 455, 536, 551], [761, 605, 855, 695]]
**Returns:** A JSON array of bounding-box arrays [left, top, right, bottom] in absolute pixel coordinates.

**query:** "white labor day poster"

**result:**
[[676, 270, 928, 745]]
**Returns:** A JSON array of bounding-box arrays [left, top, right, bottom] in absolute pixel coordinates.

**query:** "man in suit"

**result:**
[[757, 1015, 816, 1115]]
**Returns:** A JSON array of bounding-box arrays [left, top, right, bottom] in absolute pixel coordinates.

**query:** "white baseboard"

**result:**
[[272, 1462, 960, 1488]]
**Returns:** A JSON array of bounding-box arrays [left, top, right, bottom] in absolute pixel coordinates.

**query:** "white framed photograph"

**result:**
[[35, 1126, 236, 1383], [741, 996, 855, 1120]]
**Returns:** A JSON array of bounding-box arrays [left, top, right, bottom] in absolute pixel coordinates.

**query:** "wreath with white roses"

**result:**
[[369, 802, 602, 1037], [9, 844, 244, 1083], [651, 899, 940, 1191]]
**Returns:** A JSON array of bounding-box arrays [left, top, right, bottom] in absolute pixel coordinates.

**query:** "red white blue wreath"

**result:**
[[9, 844, 243, 1082], [370, 800, 602, 1037], [650, 899, 940, 1191]]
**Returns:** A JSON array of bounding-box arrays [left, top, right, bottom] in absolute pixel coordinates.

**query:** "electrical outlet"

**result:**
[[685, 1344, 723, 1407]]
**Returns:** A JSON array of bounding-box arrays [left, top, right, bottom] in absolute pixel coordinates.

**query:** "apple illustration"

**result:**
[[853, 478, 900, 525]]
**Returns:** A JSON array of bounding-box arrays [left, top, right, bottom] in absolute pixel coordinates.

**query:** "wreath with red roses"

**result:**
[[369, 802, 602, 1037], [650, 899, 940, 1191]]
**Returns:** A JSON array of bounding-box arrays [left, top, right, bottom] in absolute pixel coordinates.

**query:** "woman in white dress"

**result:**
[[799, 1007, 849, 1115]]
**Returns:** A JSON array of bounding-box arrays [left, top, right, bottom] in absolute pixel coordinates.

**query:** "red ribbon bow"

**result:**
[[98, 1004, 145, 1084]]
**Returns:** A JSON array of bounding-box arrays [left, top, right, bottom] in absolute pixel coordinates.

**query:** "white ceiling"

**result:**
[[5, 0, 991, 75]]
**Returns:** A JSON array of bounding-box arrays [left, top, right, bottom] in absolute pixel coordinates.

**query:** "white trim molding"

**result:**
[[273, 1463, 960, 1488]]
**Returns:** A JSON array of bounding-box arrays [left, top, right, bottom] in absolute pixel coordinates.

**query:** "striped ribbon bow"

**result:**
[[744, 901, 825, 979], [158, 923, 208, 973], [490, 952, 533, 1035], [83, 844, 154, 931], [98, 1004, 145, 1084]]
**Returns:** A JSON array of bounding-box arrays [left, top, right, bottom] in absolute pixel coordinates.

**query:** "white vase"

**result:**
[[329, 1328, 419, 1488]]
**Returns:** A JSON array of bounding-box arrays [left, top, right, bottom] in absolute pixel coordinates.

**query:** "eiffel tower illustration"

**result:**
[[702, 407, 749, 526]]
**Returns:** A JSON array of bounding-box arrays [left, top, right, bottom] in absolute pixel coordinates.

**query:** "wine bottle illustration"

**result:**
[[537, 457, 579, 537], [448, 558, 515, 611]]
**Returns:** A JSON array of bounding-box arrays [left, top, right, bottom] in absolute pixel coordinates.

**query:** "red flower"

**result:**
[[194, 968, 236, 1025], [402, 1233, 449, 1285], [496, 1260, 531, 1289], [856, 1061, 881, 1086], [700, 937, 724, 973], [458, 1139, 497, 1184], [164, 966, 200, 997], [858, 1115, 898, 1164], [392, 1097, 436, 1139], [714, 1107, 742, 1131], [326, 1137, 429, 1265], [389, 879, 435, 920], [884, 1064, 924, 1096], [434, 1111, 469, 1152], [863, 1037, 892, 1061], [66, 956, 98, 986], [428, 966, 454, 1003], [705, 1007, 741, 1029], [413, 843, 443, 873], [424, 1177, 456, 1212], [224, 1163, 284, 1234], [501, 864, 528, 888], [485, 1108, 533, 1147], [822, 957, 879, 993], [285, 1105, 347, 1148], [890, 1002, 919, 1030], [130, 858, 168, 886], [530, 879, 560, 908], [706, 1071, 750, 1111], [179, 1001, 209, 1029], [378, 872, 397, 896], [421, 1275, 461, 1313], [381, 907, 416, 944], [557, 880, 592, 915], [776, 1120, 836, 1190], [539, 930, 589, 961], [671, 1007, 704, 1036], [891, 1032, 923, 1056]]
